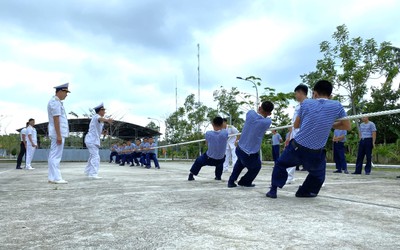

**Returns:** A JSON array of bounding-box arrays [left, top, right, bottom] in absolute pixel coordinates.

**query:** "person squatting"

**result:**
[[110, 137, 160, 169]]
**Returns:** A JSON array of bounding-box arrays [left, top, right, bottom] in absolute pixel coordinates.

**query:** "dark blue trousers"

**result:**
[[16, 142, 26, 168], [131, 152, 140, 165], [146, 153, 160, 168], [272, 145, 280, 162], [120, 153, 132, 165], [271, 140, 326, 195], [109, 151, 118, 163], [190, 153, 225, 179], [140, 153, 147, 166], [355, 138, 373, 174], [333, 142, 347, 171], [228, 147, 261, 186]]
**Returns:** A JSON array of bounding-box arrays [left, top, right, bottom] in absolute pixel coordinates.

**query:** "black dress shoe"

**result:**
[[397, 176, 400, 178], [188, 174, 195, 181], [351, 172, 361, 175], [16, 167, 22, 169], [295, 191, 317, 198], [239, 183, 256, 187], [214, 177, 221, 180], [333, 170, 342, 173], [227, 182, 237, 188], [266, 191, 277, 199], [365, 172, 370, 175], [344, 170, 349, 174]]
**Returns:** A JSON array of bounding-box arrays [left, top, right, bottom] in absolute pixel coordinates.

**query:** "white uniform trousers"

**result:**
[[48, 137, 65, 182], [25, 144, 36, 169], [85, 143, 100, 177], [223, 144, 237, 172], [286, 166, 296, 182]]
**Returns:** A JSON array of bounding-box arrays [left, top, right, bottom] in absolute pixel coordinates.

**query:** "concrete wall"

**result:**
[[32, 149, 111, 162]]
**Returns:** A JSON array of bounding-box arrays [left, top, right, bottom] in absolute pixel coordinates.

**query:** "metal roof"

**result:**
[[18, 118, 161, 140]]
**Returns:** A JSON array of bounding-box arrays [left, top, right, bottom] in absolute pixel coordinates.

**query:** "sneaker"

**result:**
[[52, 180, 68, 184], [88, 176, 103, 179], [25, 167, 35, 170]]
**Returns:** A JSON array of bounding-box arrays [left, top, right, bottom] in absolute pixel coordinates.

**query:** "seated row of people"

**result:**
[[109, 137, 160, 169]]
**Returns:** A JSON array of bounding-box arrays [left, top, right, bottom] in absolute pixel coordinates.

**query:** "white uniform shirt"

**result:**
[[226, 125, 239, 146], [26, 125, 37, 145], [20, 128, 27, 142], [84, 114, 104, 146], [47, 95, 69, 138], [290, 104, 300, 140]]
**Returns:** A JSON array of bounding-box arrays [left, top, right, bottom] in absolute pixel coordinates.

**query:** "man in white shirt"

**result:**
[[84, 103, 113, 179], [222, 118, 239, 173], [25, 118, 37, 170], [47, 83, 70, 184], [16, 122, 29, 169]]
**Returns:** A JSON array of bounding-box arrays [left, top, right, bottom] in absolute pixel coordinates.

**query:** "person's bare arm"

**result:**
[[332, 120, 351, 131]]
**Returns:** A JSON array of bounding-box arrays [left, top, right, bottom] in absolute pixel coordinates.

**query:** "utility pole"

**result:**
[[197, 43, 201, 156]]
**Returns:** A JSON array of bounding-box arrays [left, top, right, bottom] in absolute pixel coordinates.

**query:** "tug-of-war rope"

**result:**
[[152, 108, 400, 150]]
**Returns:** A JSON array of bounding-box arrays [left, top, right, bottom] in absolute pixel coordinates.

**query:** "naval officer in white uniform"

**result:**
[[84, 103, 113, 179], [25, 118, 38, 170], [47, 83, 70, 184]]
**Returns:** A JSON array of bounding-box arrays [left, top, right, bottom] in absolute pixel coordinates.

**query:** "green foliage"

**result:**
[[11, 148, 17, 156], [0, 134, 19, 156], [301, 24, 399, 118], [213, 87, 246, 129], [364, 82, 400, 144], [260, 87, 293, 127]]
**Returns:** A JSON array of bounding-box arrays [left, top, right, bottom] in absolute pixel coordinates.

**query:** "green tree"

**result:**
[[364, 82, 400, 144], [213, 87, 246, 129], [146, 121, 159, 131], [260, 87, 293, 127], [301, 24, 399, 119]]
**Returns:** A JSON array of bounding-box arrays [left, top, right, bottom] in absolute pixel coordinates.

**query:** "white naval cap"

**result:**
[[54, 83, 70, 93], [94, 102, 105, 113]]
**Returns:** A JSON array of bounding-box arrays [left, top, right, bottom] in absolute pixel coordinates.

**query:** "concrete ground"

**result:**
[[1, 160, 400, 250]]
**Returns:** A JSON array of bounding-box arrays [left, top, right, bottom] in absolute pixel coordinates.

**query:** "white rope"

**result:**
[[154, 109, 400, 150]]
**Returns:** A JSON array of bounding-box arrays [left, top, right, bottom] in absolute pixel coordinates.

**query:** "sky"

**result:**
[[0, 0, 399, 136]]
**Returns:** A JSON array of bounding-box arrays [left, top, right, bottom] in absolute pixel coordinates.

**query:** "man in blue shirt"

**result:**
[[266, 80, 350, 198], [333, 129, 348, 174], [227, 101, 274, 188], [188, 117, 228, 181], [271, 130, 282, 163], [353, 117, 377, 175], [146, 137, 160, 169]]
